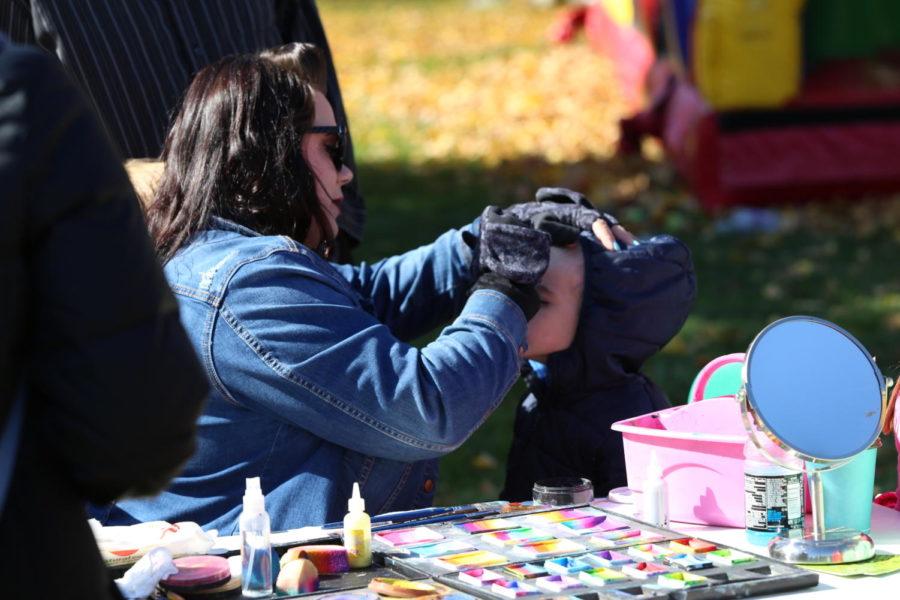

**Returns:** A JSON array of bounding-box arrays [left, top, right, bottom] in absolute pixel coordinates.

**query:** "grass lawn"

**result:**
[[320, 0, 900, 506]]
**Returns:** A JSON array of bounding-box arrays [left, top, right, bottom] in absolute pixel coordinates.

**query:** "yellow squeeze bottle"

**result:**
[[343, 482, 372, 568]]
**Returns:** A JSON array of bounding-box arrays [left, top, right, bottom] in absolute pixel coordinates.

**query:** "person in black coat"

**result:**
[[501, 228, 696, 501], [0, 37, 209, 599]]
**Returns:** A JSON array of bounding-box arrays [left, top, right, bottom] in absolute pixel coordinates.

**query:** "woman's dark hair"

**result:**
[[147, 52, 331, 262], [260, 42, 328, 92]]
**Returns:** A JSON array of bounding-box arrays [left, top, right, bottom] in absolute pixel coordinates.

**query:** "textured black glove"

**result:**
[[507, 187, 619, 232], [470, 271, 541, 322], [463, 205, 550, 285]]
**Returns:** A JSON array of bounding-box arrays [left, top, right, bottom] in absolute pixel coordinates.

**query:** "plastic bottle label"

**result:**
[[345, 528, 371, 567], [744, 472, 803, 533]]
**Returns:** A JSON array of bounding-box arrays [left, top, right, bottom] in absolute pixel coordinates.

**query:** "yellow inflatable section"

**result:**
[[693, 0, 806, 110]]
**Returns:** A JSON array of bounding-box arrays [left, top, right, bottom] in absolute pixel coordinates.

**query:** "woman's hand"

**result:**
[[506, 187, 635, 251]]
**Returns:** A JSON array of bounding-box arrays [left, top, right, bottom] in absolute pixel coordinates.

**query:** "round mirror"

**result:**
[[744, 316, 884, 462]]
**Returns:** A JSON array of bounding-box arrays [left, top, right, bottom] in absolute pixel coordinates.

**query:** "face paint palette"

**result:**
[[378, 503, 819, 599], [405, 539, 474, 558], [557, 514, 629, 534], [375, 526, 444, 547], [512, 537, 585, 559], [456, 518, 518, 534], [480, 527, 553, 547]]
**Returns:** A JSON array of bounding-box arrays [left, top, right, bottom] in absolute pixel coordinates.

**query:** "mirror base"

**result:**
[[768, 529, 875, 564]]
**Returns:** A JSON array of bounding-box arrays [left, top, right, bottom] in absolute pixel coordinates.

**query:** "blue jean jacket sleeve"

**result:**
[[214, 248, 524, 462], [331, 225, 477, 341]]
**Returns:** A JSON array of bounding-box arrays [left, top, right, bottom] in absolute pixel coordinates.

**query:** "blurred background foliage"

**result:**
[[320, 0, 900, 505]]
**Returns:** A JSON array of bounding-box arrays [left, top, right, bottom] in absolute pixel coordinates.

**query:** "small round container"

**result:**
[[532, 477, 593, 506]]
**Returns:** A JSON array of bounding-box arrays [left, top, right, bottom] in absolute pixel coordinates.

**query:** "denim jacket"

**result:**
[[95, 218, 526, 534]]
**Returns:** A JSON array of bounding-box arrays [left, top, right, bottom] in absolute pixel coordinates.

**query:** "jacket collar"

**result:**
[[208, 216, 263, 237]]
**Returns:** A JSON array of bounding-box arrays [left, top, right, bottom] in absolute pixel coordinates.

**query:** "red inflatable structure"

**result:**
[[556, 1, 900, 211]]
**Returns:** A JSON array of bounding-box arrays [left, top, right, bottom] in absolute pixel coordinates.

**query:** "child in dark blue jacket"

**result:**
[[501, 229, 696, 500]]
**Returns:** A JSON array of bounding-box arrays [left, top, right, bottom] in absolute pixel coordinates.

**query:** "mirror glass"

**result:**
[[745, 317, 883, 461]]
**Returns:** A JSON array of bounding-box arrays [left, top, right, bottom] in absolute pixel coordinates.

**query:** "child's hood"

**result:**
[[545, 233, 697, 395]]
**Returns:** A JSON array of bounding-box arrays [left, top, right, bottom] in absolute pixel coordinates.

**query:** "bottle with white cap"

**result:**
[[641, 451, 669, 527], [343, 482, 372, 568], [240, 476, 272, 596]]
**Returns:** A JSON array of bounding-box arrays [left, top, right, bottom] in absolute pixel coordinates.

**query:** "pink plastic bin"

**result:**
[[611, 396, 748, 527]]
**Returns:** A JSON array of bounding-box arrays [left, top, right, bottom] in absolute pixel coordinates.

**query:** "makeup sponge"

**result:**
[[276, 558, 319, 594], [161, 555, 231, 593], [280, 545, 350, 574]]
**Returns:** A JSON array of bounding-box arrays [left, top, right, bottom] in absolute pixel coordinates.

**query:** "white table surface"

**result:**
[[593, 499, 900, 597]]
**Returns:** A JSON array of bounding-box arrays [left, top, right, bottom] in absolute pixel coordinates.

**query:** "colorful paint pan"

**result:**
[[458, 568, 504, 587], [583, 550, 633, 568], [456, 518, 518, 534], [406, 539, 473, 558], [657, 572, 710, 589], [367, 578, 438, 598], [161, 555, 231, 592], [502, 563, 547, 580], [480, 527, 553, 547], [375, 526, 443, 547], [577, 567, 629, 587], [627, 544, 675, 562], [434, 550, 508, 570], [663, 553, 713, 570], [669, 537, 717, 554], [589, 527, 642, 543], [513, 538, 585, 559], [523, 507, 600, 524], [534, 574, 582, 593], [707, 548, 756, 566], [621, 561, 673, 580], [491, 579, 539, 598], [543, 556, 593, 575], [559, 515, 630, 534]]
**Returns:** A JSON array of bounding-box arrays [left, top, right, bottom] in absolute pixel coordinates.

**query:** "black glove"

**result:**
[[463, 205, 550, 285], [470, 272, 541, 322], [507, 187, 619, 232]]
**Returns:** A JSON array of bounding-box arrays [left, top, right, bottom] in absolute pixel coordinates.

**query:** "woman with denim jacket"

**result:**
[[86, 47, 569, 534]]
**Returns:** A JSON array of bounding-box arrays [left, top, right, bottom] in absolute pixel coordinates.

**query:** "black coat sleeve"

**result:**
[[1, 42, 209, 504]]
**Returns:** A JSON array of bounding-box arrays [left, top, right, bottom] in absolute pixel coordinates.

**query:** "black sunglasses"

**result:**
[[306, 124, 346, 171]]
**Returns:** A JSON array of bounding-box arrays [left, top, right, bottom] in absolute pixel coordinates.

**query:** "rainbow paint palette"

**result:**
[[457, 568, 504, 587], [669, 537, 718, 554], [513, 537, 585, 559], [456, 518, 518, 534], [501, 562, 547, 580], [534, 574, 582, 593], [583, 549, 634, 568], [621, 561, 673, 580], [558, 515, 630, 534], [542, 556, 593, 575], [375, 526, 443, 547], [406, 539, 473, 558], [577, 566, 629, 586], [490, 579, 539, 598], [521, 507, 600, 525], [379, 503, 818, 599], [657, 571, 711, 589], [480, 527, 553, 547], [434, 550, 508, 570], [707, 548, 756, 566]]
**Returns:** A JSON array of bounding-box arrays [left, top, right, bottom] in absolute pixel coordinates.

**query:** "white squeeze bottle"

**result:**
[[343, 482, 372, 568], [240, 477, 273, 597], [641, 451, 669, 527]]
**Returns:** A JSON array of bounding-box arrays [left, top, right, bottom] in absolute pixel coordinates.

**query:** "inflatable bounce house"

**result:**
[[554, 1, 900, 211]]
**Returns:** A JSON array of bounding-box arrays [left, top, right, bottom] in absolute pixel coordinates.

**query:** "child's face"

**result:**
[[524, 244, 585, 362]]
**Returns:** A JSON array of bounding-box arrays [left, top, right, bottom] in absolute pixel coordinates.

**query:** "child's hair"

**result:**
[[125, 159, 164, 210]]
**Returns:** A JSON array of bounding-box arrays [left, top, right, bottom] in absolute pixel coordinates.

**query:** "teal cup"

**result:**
[[816, 447, 878, 534]]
